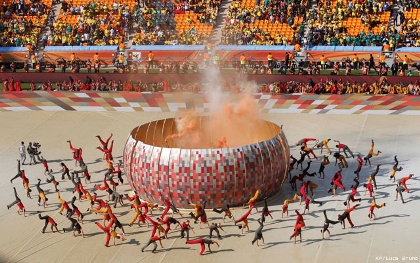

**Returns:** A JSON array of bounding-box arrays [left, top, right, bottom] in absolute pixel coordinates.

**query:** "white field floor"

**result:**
[[0, 111, 419, 263]]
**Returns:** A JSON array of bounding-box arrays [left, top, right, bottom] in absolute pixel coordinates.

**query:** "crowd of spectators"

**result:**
[[0, 0, 52, 47], [132, 0, 221, 45], [3, 75, 420, 95], [305, 0, 420, 48], [260, 77, 420, 95], [45, 0, 132, 46], [220, 0, 308, 45]]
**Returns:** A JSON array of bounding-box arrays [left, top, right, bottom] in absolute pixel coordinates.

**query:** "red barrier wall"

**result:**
[[2, 72, 419, 85]]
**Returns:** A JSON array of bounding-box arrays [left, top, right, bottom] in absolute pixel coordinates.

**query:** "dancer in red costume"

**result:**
[[338, 204, 360, 229], [363, 182, 374, 197], [95, 219, 115, 247], [158, 216, 181, 237], [67, 140, 83, 166], [354, 155, 363, 178], [97, 140, 114, 161], [186, 238, 219, 255], [96, 133, 113, 159], [7, 187, 26, 216], [296, 138, 317, 147], [261, 197, 273, 223], [38, 213, 60, 233], [234, 203, 254, 233], [290, 210, 305, 243], [399, 174, 414, 193]]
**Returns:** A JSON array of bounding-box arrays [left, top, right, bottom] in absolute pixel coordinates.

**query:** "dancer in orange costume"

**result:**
[[95, 219, 115, 247], [57, 191, 70, 215], [245, 190, 260, 212], [144, 215, 164, 238], [36, 179, 48, 208], [390, 155, 403, 182], [186, 238, 219, 255], [213, 204, 233, 222], [80, 187, 94, 210], [333, 152, 348, 168], [10, 160, 32, 198], [367, 164, 381, 189], [189, 201, 209, 228], [282, 194, 299, 218], [316, 139, 331, 155], [46, 170, 60, 192], [368, 196, 385, 221], [364, 139, 381, 167], [234, 203, 254, 233], [301, 146, 317, 159]]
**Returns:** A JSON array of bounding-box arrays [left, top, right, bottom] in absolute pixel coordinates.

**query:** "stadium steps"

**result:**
[[37, 2, 62, 51], [208, 0, 234, 45]]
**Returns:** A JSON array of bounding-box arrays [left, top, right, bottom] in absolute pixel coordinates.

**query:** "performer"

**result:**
[[95, 219, 115, 247], [368, 196, 385, 220], [213, 204, 233, 222], [96, 133, 113, 159], [398, 174, 414, 193], [321, 210, 339, 239], [141, 235, 164, 253], [38, 213, 60, 233], [316, 139, 331, 155], [7, 187, 26, 216], [251, 218, 265, 246], [364, 139, 381, 167], [67, 140, 83, 166], [209, 223, 225, 239], [290, 210, 305, 244], [337, 204, 360, 229], [186, 238, 219, 255], [390, 155, 403, 182], [36, 179, 48, 208]]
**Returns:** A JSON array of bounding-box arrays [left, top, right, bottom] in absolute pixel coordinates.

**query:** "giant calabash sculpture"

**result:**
[[123, 116, 289, 208]]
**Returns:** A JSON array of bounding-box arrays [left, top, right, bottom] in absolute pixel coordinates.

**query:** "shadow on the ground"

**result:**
[[260, 241, 289, 249]]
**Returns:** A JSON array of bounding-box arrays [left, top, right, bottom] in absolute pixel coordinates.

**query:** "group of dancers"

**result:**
[[6, 133, 415, 255]]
